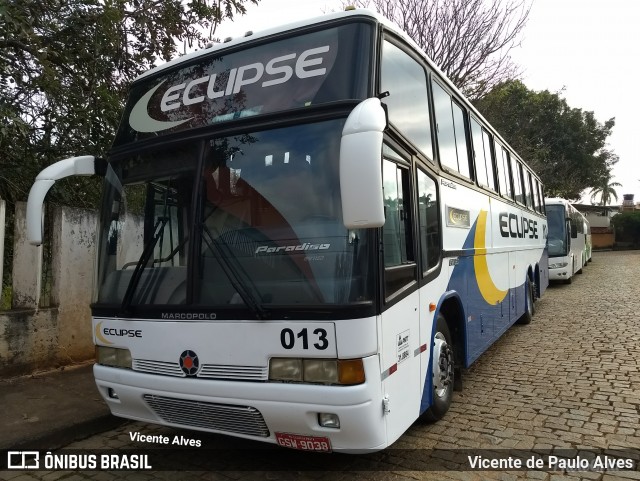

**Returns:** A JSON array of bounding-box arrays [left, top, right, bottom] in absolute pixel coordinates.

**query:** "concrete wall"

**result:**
[[0, 203, 98, 376], [11, 203, 43, 309], [584, 211, 611, 229], [0, 308, 59, 375], [51, 206, 97, 362]]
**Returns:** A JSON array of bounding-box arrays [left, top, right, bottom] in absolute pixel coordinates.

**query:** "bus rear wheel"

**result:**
[[423, 314, 454, 422]]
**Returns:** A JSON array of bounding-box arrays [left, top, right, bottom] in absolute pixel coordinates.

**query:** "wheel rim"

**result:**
[[432, 332, 454, 399]]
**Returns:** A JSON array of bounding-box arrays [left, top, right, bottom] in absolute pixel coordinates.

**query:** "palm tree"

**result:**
[[589, 176, 622, 206]]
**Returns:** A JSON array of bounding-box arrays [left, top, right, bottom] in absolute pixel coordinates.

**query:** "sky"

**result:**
[[215, 0, 640, 205]]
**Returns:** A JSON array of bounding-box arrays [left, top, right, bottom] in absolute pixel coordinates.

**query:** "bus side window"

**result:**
[[470, 117, 495, 190], [382, 157, 416, 298], [495, 142, 512, 199], [538, 182, 546, 215], [482, 129, 497, 191], [417, 168, 441, 274], [451, 101, 471, 179], [431, 81, 459, 174], [381, 41, 433, 160], [511, 157, 524, 205], [525, 170, 534, 210]]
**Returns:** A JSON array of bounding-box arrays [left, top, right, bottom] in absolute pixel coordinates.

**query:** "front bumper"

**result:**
[[93, 355, 387, 452]]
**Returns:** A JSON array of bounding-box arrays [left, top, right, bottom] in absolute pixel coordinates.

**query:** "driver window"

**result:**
[[382, 156, 416, 298]]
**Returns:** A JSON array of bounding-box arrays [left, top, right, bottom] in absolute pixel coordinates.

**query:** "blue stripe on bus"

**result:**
[[419, 212, 545, 415]]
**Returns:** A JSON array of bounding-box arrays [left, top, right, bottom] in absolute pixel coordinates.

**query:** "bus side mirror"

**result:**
[[339, 98, 386, 229], [26, 155, 104, 245]]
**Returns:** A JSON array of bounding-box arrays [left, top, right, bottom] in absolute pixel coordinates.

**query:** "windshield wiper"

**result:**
[[201, 223, 268, 320], [120, 216, 169, 314]]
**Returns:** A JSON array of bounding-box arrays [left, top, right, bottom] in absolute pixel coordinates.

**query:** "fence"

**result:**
[[0, 201, 97, 376]]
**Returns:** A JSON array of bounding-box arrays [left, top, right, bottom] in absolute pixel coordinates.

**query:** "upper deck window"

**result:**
[[114, 22, 372, 147], [432, 80, 471, 178], [380, 41, 433, 160]]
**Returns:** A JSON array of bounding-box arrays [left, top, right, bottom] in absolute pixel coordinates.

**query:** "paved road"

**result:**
[[6, 251, 640, 481]]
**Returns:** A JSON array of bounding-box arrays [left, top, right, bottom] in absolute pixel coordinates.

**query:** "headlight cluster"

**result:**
[[549, 262, 569, 269], [96, 346, 132, 369], [269, 358, 365, 385]]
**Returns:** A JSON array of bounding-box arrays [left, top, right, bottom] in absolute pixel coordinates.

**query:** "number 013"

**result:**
[[280, 327, 329, 350]]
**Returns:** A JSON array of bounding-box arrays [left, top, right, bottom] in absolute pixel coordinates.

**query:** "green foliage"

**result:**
[[0, 284, 11, 311], [0, 0, 258, 208], [589, 176, 621, 206], [611, 211, 640, 247], [473, 80, 618, 200]]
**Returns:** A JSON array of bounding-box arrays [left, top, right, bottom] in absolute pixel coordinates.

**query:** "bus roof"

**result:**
[[545, 198, 574, 206], [135, 9, 386, 82]]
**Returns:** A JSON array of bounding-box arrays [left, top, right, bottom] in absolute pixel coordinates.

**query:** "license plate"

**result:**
[[275, 432, 332, 452]]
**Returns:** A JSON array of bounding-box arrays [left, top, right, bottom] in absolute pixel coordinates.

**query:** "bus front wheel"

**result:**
[[423, 314, 454, 422]]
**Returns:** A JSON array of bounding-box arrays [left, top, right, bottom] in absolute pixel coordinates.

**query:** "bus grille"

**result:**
[[133, 359, 267, 381], [198, 365, 268, 380], [133, 359, 184, 377], [143, 394, 270, 438]]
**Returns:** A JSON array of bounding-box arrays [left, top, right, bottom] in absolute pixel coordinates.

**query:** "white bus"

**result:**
[[584, 214, 593, 263], [27, 8, 548, 452], [545, 198, 588, 283]]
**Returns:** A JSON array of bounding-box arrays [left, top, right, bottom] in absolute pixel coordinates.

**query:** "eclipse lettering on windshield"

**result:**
[[129, 46, 330, 133]]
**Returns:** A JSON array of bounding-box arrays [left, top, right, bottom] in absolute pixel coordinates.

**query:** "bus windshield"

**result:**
[[546, 204, 567, 257], [95, 119, 374, 314]]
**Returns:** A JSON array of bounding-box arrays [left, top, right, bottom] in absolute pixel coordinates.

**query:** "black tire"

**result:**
[[565, 260, 574, 284], [422, 314, 455, 422], [518, 277, 535, 324]]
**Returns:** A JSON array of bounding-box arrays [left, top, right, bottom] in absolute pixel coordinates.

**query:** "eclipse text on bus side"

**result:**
[[499, 212, 539, 239], [160, 46, 330, 113]]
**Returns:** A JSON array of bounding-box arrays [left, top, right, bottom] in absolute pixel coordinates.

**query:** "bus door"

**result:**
[[380, 156, 421, 442]]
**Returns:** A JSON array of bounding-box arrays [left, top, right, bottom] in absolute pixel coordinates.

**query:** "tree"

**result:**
[[589, 176, 622, 206], [473, 80, 618, 200], [0, 0, 258, 208], [347, 0, 530, 99], [611, 211, 640, 248]]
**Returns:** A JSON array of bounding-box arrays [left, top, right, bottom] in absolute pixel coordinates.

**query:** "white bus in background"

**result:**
[[545, 198, 588, 283], [583, 214, 593, 263], [27, 8, 547, 452]]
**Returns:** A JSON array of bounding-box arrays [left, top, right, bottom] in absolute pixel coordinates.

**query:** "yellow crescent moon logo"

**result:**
[[95, 321, 113, 345], [473, 210, 508, 305]]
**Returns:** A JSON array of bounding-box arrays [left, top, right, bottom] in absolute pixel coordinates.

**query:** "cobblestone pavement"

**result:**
[[4, 251, 640, 481]]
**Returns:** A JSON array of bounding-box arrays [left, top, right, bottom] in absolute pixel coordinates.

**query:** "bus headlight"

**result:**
[[269, 358, 303, 381], [304, 359, 338, 383], [269, 358, 365, 385], [96, 346, 132, 369], [549, 262, 568, 269]]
